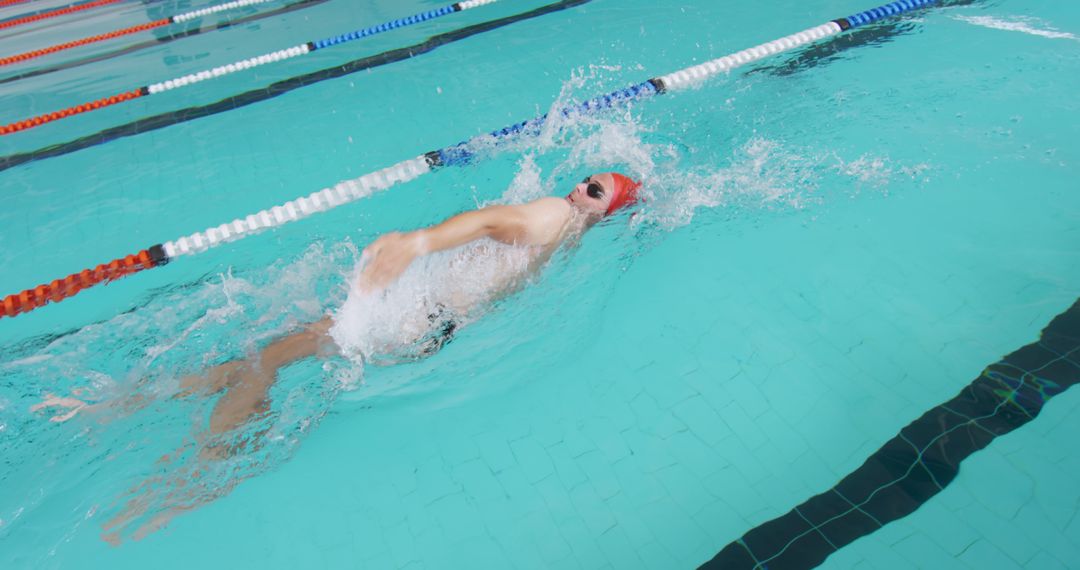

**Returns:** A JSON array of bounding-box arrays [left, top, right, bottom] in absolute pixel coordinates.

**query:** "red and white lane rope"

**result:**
[[0, 0, 274, 67], [170, 0, 273, 23], [1, 250, 163, 318], [0, 0, 122, 31], [0, 158, 432, 318], [0, 0, 944, 318], [0, 0, 497, 136]]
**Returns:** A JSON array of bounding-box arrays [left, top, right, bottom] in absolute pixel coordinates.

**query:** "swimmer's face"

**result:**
[[566, 172, 615, 216]]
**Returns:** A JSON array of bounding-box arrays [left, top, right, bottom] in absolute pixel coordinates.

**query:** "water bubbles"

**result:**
[[836, 154, 894, 189]]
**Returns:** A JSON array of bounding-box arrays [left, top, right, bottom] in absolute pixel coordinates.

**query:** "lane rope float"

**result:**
[[0, 0, 584, 173], [0, 0, 943, 319], [0, 0, 332, 86], [0, 0, 275, 67], [0, 0, 35, 8], [0, 0, 122, 31], [0, 0, 499, 135]]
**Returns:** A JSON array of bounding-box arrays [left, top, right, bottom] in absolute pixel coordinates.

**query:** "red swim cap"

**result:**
[[606, 173, 642, 216]]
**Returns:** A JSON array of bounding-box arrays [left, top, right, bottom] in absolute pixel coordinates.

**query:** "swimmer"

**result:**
[[190, 171, 640, 435], [32, 172, 641, 540]]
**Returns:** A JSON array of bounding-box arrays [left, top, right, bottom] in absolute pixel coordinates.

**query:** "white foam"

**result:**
[[329, 239, 535, 365], [635, 137, 825, 229], [954, 15, 1079, 41], [836, 154, 894, 188]]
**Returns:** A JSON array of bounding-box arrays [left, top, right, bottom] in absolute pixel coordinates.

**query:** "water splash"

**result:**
[[0, 242, 355, 549]]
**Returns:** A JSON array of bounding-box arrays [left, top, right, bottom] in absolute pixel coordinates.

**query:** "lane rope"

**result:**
[[0, 0, 331, 86], [0, 0, 275, 67], [0, 0, 943, 318], [0, 0, 122, 31], [0, 0, 499, 135], [0, 0, 581, 173], [0, 0, 35, 8]]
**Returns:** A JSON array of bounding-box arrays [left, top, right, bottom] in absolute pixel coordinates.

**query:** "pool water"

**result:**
[[1, 0, 1078, 568]]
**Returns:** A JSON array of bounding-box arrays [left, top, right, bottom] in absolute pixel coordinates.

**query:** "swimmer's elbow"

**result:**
[[419, 205, 529, 251], [479, 206, 529, 244]]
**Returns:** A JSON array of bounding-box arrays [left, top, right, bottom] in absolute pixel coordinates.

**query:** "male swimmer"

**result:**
[[32, 172, 641, 539]]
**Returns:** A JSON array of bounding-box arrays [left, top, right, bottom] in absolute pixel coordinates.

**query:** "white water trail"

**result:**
[[954, 15, 1080, 41]]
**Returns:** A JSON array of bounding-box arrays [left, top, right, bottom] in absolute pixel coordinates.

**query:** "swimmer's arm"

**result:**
[[360, 200, 556, 291], [417, 204, 532, 251]]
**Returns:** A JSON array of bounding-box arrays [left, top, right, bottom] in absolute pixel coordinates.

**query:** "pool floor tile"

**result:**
[[578, 450, 626, 502], [637, 498, 711, 563], [509, 437, 555, 484], [594, 526, 645, 570], [568, 482, 617, 536], [890, 532, 960, 569], [547, 442, 590, 490], [957, 539, 1022, 570], [635, 540, 681, 570], [557, 517, 608, 570], [1024, 551, 1071, 570]]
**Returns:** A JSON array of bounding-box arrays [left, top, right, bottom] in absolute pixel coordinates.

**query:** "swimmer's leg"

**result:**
[[204, 317, 334, 437], [177, 317, 329, 398], [102, 318, 337, 542]]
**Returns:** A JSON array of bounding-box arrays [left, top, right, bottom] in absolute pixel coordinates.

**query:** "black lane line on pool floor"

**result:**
[[700, 298, 1080, 570], [0, 0, 592, 174], [0, 0, 330, 84]]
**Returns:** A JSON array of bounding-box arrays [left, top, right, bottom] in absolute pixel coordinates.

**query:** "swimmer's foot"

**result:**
[[131, 504, 195, 541], [101, 506, 140, 545]]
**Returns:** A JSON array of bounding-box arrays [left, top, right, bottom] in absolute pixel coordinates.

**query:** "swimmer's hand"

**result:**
[[358, 231, 427, 292], [31, 392, 101, 423]]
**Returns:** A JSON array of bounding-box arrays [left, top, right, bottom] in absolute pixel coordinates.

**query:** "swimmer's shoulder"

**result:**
[[522, 196, 572, 216], [514, 197, 573, 245]]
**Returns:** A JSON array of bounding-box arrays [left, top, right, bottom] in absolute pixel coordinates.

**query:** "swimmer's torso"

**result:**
[[436, 196, 580, 314], [330, 198, 583, 362]]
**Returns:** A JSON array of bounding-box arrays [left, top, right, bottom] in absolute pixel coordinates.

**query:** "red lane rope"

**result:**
[[0, 0, 123, 31], [0, 18, 169, 66], [1, 249, 158, 318], [0, 88, 144, 135], [0, 0, 34, 8]]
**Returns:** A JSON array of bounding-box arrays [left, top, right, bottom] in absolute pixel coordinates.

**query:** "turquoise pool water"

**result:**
[[1, 0, 1079, 568]]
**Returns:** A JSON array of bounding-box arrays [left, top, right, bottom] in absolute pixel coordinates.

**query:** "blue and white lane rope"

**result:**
[[1, 0, 498, 135], [3, 0, 942, 317], [149, 0, 498, 94], [161, 0, 941, 259]]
